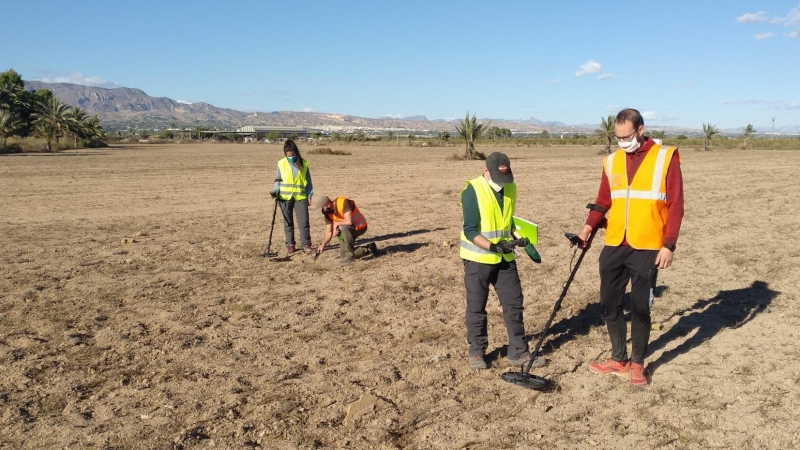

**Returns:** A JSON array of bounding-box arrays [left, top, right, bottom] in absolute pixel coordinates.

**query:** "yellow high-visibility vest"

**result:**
[[604, 145, 677, 249], [277, 158, 309, 200], [460, 176, 516, 264]]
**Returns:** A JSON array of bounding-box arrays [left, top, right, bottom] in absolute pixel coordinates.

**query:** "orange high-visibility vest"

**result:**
[[604, 145, 678, 250], [326, 197, 367, 230]]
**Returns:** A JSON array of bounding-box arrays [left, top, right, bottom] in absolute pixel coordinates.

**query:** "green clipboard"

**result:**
[[512, 216, 541, 263], [512, 216, 538, 245]]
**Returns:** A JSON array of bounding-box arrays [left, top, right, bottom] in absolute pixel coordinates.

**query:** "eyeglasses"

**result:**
[[615, 128, 640, 141]]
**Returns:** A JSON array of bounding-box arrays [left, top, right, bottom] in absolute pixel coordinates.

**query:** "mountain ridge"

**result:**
[[23, 80, 797, 134]]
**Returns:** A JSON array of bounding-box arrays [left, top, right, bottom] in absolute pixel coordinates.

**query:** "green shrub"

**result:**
[[307, 147, 351, 155]]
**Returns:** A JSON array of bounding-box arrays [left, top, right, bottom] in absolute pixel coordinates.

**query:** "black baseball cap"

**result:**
[[486, 152, 514, 185]]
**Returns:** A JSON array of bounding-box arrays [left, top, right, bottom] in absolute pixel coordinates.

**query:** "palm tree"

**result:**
[[455, 111, 489, 160], [0, 108, 23, 148], [437, 131, 450, 145], [32, 96, 71, 151], [67, 107, 90, 148], [742, 124, 756, 150], [385, 130, 394, 142], [702, 123, 719, 151], [595, 115, 615, 154]]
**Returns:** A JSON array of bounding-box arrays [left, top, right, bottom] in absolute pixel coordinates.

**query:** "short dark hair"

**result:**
[[615, 108, 644, 129], [283, 139, 303, 165]]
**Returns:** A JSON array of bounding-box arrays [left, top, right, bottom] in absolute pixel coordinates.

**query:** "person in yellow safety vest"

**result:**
[[459, 152, 544, 370], [574, 108, 684, 387], [313, 195, 377, 265], [270, 140, 315, 255]]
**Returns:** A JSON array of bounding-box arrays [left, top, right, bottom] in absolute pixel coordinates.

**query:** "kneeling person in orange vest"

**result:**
[[313, 195, 377, 264]]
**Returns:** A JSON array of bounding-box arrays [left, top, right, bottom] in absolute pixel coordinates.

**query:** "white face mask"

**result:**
[[618, 136, 641, 153], [487, 177, 504, 192]]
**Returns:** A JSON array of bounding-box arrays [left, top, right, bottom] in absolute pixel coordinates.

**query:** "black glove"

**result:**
[[515, 237, 530, 247], [489, 240, 515, 254], [270, 191, 277, 199]]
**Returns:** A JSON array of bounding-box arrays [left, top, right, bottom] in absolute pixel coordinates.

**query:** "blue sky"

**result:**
[[2, 0, 799, 130]]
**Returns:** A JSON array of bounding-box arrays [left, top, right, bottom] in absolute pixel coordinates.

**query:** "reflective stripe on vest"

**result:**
[[459, 176, 516, 264], [277, 158, 308, 200], [604, 145, 676, 250], [326, 197, 367, 230]]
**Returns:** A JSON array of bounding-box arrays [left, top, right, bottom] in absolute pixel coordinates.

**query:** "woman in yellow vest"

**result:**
[[270, 140, 314, 254], [459, 152, 542, 370]]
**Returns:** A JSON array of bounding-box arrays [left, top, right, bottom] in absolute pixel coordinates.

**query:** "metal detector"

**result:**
[[501, 216, 600, 391], [262, 178, 282, 258]]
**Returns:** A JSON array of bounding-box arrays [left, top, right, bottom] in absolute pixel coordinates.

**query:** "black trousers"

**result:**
[[599, 245, 658, 364], [463, 259, 528, 360]]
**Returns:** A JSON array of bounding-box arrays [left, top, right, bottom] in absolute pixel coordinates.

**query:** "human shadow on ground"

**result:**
[[646, 280, 779, 375], [375, 242, 428, 256], [366, 228, 447, 244]]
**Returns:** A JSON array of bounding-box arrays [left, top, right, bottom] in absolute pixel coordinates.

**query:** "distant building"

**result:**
[[236, 126, 311, 138]]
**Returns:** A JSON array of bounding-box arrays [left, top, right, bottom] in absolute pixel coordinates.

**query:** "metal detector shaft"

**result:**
[[523, 226, 599, 374], [263, 197, 280, 256]]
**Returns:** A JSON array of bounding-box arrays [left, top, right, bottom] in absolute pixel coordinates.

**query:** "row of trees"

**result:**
[[592, 116, 758, 154], [0, 69, 105, 151]]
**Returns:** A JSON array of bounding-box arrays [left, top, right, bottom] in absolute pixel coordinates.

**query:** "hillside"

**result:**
[[21, 80, 583, 133]]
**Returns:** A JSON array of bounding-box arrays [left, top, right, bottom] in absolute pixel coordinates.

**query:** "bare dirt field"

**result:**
[[1, 143, 799, 449]]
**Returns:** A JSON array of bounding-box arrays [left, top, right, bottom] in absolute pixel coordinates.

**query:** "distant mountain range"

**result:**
[[22, 80, 799, 135]]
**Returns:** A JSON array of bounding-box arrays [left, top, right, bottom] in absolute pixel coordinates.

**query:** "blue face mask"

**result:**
[[287, 155, 297, 163]]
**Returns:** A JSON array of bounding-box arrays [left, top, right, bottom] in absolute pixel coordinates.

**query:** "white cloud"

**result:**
[[384, 114, 406, 119], [737, 11, 768, 23], [303, 107, 315, 113], [720, 98, 800, 110], [551, 79, 560, 84], [642, 111, 657, 119], [754, 32, 775, 40], [772, 4, 800, 37], [176, 100, 195, 105], [598, 73, 614, 80], [575, 60, 602, 77], [31, 71, 119, 88]]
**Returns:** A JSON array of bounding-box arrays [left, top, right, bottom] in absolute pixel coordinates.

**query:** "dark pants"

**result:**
[[463, 259, 528, 359], [339, 225, 367, 259], [599, 245, 658, 364], [279, 198, 311, 247]]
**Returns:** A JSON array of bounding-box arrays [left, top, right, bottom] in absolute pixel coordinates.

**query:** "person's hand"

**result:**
[[316, 245, 324, 255], [655, 247, 674, 269], [576, 225, 592, 249], [270, 191, 277, 199], [334, 226, 340, 236], [515, 237, 530, 247], [490, 240, 515, 254], [307, 198, 312, 206]]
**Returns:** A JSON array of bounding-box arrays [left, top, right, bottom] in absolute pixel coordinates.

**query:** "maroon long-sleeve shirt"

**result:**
[[585, 137, 684, 247]]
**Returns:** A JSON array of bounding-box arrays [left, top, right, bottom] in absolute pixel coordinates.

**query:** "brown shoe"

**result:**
[[629, 362, 649, 387], [506, 354, 546, 368], [286, 244, 295, 254], [588, 358, 630, 377], [468, 354, 487, 370]]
